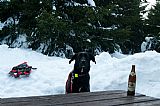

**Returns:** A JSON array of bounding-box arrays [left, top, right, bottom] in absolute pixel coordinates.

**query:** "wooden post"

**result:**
[[127, 65, 136, 96]]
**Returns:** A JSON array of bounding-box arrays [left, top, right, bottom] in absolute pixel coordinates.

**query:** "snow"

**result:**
[[142, 0, 156, 18], [87, 0, 96, 7], [10, 34, 29, 48], [146, 0, 156, 10], [0, 45, 160, 99], [0, 21, 4, 30]]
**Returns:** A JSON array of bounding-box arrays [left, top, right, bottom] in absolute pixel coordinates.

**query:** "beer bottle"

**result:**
[[127, 65, 136, 96]]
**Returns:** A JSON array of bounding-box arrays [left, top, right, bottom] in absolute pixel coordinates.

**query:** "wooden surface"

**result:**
[[1, 90, 160, 106]]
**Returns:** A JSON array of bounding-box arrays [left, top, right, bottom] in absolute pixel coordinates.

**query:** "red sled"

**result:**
[[9, 62, 36, 78]]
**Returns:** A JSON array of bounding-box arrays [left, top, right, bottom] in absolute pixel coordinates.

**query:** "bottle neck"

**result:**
[[131, 65, 135, 72]]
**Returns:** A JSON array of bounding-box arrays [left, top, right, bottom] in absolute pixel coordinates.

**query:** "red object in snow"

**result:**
[[9, 62, 36, 78]]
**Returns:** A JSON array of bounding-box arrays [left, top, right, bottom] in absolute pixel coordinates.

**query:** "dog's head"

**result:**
[[76, 52, 90, 73]]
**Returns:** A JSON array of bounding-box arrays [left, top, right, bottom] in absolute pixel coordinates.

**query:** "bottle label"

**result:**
[[128, 82, 136, 91], [130, 72, 136, 76]]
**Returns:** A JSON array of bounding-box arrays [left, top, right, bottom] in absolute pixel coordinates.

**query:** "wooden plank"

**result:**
[[1, 91, 144, 106], [0, 97, 51, 106], [1, 91, 126, 106], [1, 100, 51, 106], [49, 92, 144, 105], [1, 90, 159, 106], [125, 99, 160, 106], [1, 90, 125, 103], [61, 96, 159, 106]]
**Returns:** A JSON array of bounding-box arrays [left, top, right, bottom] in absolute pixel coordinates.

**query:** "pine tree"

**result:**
[[144, 1, 160, 52], [0, 0, 23, 44], [0, 0, 148, 56], [146, 1, 160, 36], [88, 0, 147, 53]]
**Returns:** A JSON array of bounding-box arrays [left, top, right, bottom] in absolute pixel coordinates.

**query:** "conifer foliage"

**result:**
[[0, 0, 155, 57], [144, 0, 160, 52]]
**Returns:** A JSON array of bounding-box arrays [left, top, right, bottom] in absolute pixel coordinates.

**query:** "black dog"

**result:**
[[66, 52, 96, 93]]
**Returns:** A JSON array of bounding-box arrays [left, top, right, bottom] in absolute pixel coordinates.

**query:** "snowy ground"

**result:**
[[0, 44, 160, 99], [0, 22, 4, 30]]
